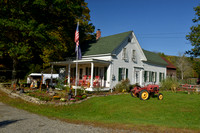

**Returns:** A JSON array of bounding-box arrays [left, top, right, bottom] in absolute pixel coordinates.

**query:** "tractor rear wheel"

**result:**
[[139, 90, 149, 100], [158, 93, 163, 100]]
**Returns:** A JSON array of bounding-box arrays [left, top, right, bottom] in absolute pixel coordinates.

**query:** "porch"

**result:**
[[50, 58, 111, 91]]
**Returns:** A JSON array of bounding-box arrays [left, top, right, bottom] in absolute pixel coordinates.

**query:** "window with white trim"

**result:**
[[118, 68, 128, 81], [159, 72, 164, 82], [132, 50, 136, 62], [122, 48, 127, 60]]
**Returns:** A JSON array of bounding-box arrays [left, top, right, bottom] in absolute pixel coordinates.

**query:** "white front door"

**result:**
[[135, 71, 140, 84], [134, 68, 142, 86]]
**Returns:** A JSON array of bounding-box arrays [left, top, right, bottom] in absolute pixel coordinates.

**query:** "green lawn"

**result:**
[[0, 90, 200, 132]]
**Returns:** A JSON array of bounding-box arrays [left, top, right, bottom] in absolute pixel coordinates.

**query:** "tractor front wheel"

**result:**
[[130, 91, 136, 98], [139, 90, 149, 100], [158, 93, 163, 100]]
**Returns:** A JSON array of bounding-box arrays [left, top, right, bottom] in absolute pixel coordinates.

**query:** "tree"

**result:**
[[176, 53, 193, 79], [0, 0, 95, 81], [186, 5, 200, 57]]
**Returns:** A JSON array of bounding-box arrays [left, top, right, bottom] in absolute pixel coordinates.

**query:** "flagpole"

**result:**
[[75, 46, 78, 96], [75, 21, 79, 96]]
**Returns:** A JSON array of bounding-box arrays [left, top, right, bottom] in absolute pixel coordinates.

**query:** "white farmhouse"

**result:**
[[51, 31, 167, 91]]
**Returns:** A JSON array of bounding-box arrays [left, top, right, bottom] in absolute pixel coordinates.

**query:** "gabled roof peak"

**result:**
[[82, 31, 133, 56]]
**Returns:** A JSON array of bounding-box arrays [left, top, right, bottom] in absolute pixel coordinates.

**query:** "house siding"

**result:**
[[110, 33, 166, 88]]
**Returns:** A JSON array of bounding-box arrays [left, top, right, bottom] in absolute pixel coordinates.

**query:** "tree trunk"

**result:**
[[11, 58, 17, 88], [181, 71, 184, 80]]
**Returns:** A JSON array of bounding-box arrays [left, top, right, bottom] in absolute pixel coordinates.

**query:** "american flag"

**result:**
[[75, 22, 82, 59], [75, 22, 79, 51]]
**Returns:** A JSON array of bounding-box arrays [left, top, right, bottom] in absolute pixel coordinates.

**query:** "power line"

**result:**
[[135, 32, 188, 36], [137, 37, 186, 39]]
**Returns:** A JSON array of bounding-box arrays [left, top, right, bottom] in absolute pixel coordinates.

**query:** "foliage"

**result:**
[[26, 90, 52, 101], [178, 78, 198, 85], [82, 94, 87, 99], [55, 78, 67, 90], [115, 79, 130, 92], [176, 53, 193, 79], [160, 54, 199, 79], [75, 95, 82, 101], [76, 89, 84, 96], [192, 58, 200, 78], [186, 5, 200, 57], [0, 0, 95, 80], [160, 77, 180, 91]]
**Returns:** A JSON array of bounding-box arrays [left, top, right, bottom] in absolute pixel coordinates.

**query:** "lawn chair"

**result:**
[[93, 76, 100, 87]]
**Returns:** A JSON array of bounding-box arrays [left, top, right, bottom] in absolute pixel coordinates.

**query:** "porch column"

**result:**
[[68, 64, 71, 86], [90, 62, 94, 88], [140, 70, 143, 86]]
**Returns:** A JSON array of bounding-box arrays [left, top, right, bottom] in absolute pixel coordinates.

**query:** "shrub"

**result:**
[[160, 77, 180, 91], [75, 96, 82, 101], [77, 89, 84, 96], [115, 79, 130, 92], [55, 78, 67, 90], [82, 95, 87, 99]]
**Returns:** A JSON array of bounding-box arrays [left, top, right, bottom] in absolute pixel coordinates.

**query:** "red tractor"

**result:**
[[130, 84, 163, 100]]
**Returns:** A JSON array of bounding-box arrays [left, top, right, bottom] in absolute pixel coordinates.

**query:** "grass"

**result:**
[[0, 90, 200, 132]]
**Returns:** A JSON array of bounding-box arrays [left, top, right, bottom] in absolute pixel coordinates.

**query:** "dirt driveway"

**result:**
[[0, 102, 136, 133]]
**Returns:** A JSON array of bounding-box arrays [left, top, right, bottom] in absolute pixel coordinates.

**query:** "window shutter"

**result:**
[[155, 72, 157, 82], [104, 67, 107, 80], [118, 68, 122, 81], [144, 71, 147, 82], [126, 68, 128, 79], [149, 71, 152, 82], [159, 72, 161, 82]]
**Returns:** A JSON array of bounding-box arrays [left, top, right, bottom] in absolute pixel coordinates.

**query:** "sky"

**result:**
[[85, 0, 200, 56]]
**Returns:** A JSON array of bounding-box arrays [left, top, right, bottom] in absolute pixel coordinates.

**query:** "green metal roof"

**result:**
[[82, 31, 132, 56], [143, 49, 168, 66], [81, 30, 167, 66]]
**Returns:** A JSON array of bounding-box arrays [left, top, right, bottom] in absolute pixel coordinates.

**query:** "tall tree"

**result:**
[[186, 5, 200, 57], [0, 0, 95, 81], [176, 53, 193, 79]]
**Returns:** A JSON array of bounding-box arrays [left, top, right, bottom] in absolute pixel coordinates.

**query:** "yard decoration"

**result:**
[[130, 84, 163, 100]]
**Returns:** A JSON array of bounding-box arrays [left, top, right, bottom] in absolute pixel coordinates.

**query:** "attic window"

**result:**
[[132, 50, 136, 62], [128, 37, 131, 42], [122, 48, 127, 60]]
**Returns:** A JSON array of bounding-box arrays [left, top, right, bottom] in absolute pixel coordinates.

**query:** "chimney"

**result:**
[[96, 29, 101, 40]]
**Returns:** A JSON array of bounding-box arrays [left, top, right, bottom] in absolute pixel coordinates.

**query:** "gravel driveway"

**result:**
[[0, 102, 137, 133]]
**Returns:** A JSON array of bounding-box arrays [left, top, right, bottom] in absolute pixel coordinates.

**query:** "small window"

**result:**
[[128, 37, 131, 42], [132, 50, 136, 62], [122, 48, 127, 60]]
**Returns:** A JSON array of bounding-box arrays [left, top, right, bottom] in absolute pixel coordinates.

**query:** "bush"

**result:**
[[55, 78, 67, 90], [82, 95, 87, 99], [115, 79, 130, 92], [75, 96, 82, 101], [160, 77, 180, 91]]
